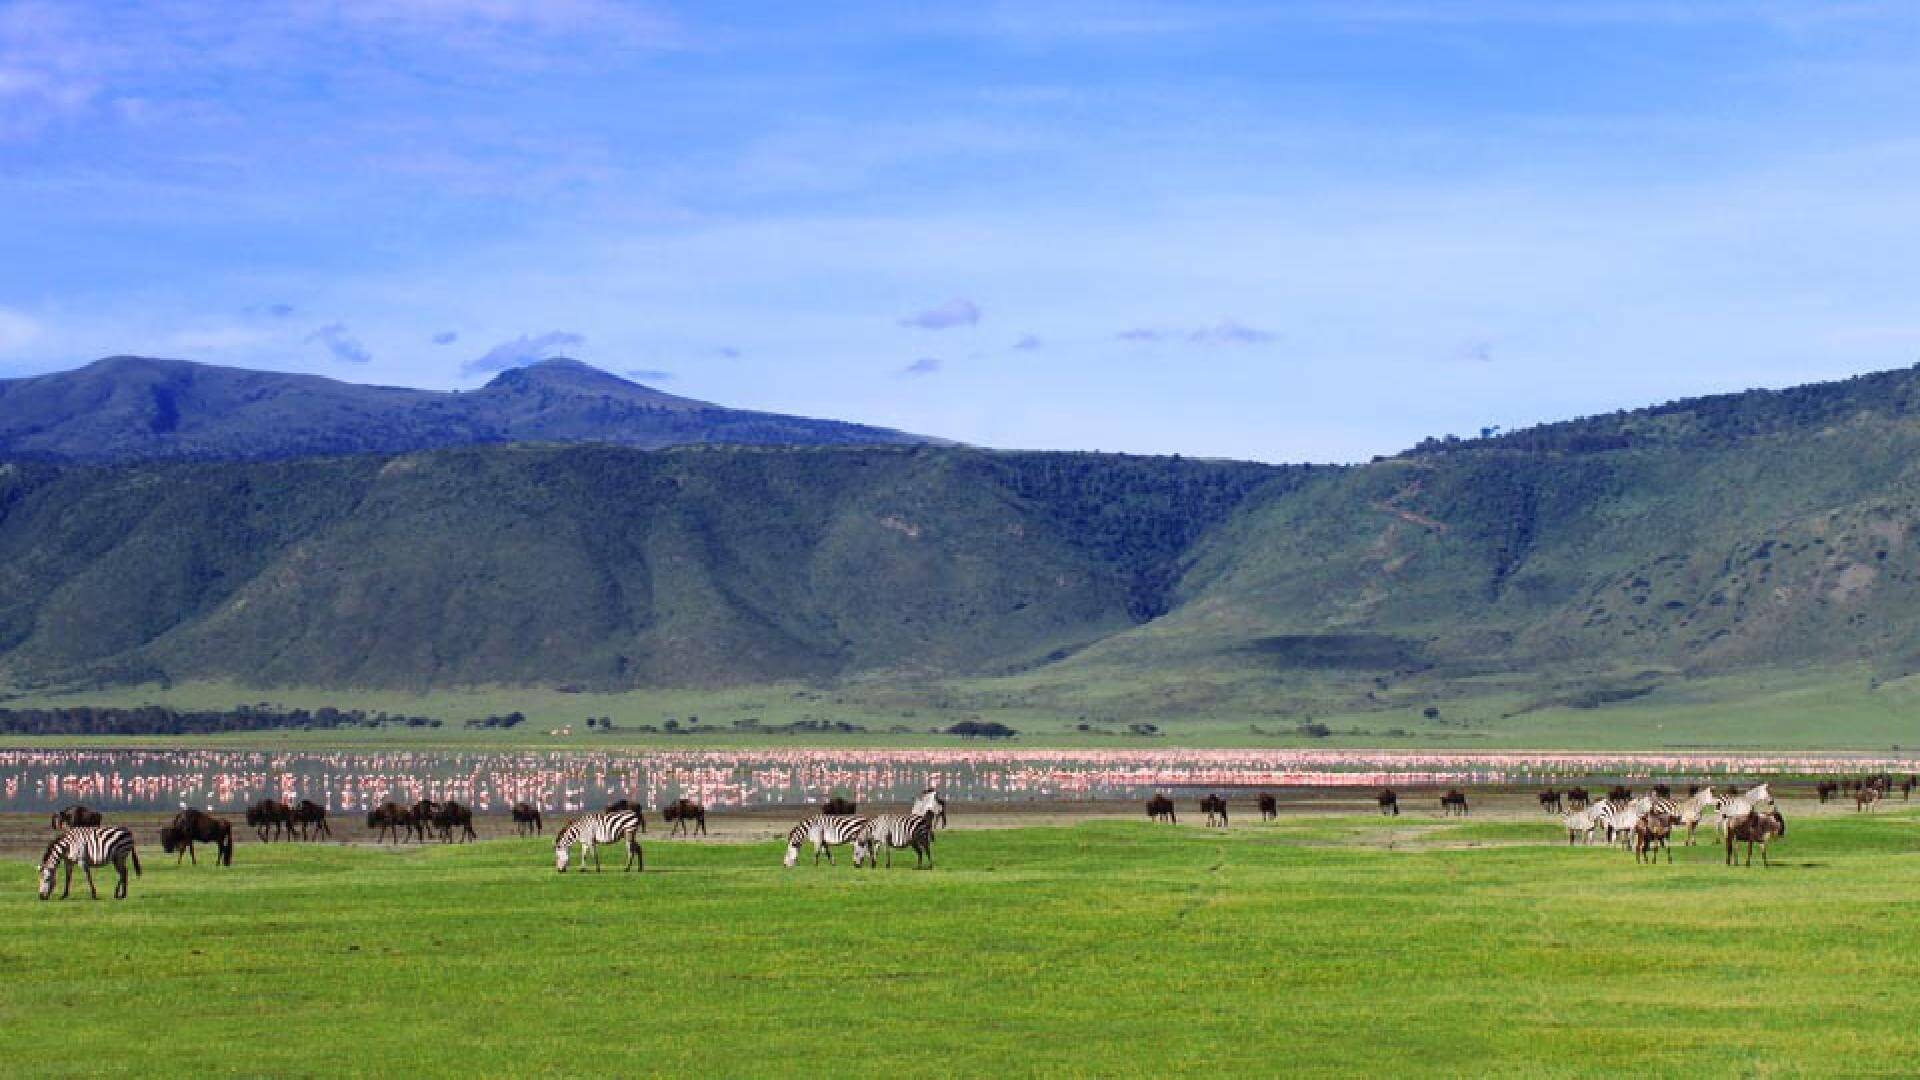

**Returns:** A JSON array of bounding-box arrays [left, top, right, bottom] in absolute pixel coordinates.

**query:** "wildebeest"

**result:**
[[512, 802, 544, 836], [51, 805, 102, 830], [431, 800, 478, 843], [604, 799, 650, 833], [1817, 781, 1838, 804], [663, 798, 707, 837], [160, 809, 234, 866], [1200, 794, 1228, 827], [1652, 783, 1672, 798], [1726, 810, 1786, 867], [1538, 789, 1563, 814], [291, 799, 330, 840], [1607, 784, 1632, 804], [247, 799, 292, 842], [1633, 811, 1673, 865], [408, 799, 440, 843], [822, 796, 857, 816], [1377, 788, 1399, 816], [1566, 786, 1590, 811], [1257, 793, 1278, 821], [1904, 777, 1916, 802], [1856, 786, 1882, 813], [366, 801, 411, 843], [1146, 794, 1176, 823], [1440, 789, 1469, 816]]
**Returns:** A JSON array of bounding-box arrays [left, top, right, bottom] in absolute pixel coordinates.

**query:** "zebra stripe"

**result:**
[[910, 788, 948, 828], [856, 812, 934, 869], [554, 811, 644, 873], [39, 826, 141, 900], [784, 815, 868, 867]]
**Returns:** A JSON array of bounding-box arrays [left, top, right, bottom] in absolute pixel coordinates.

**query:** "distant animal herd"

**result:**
[[31, 773, 1913, 899]]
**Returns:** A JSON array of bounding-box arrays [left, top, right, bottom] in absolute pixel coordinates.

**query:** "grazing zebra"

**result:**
[[855, 812, 934, 869], [555, 811, 644, 873], [39, 826, 141, 900], [783, 815, 868, 867], [1146, 795, 1177, 823], [911, 788, 948, 828], [1200, 794, 1229, 827], [1562, 809, 1600, 845], [512, 802, 544, 836], [1726, 810, 1786, 866], [1258, 793, 1278, 821]]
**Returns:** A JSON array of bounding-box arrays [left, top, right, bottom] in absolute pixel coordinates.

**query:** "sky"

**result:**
[[3, 1, 1920, 462]]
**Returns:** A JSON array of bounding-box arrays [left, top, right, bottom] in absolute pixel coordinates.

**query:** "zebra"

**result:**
[[783, 815, 868, 867], [39, 826, 142, 900], [911, 788, 948, 829], [1562, 809, 1600, 845], [856, 812, 935, 869], [1713, 784, 1775, 838], [554, 811, 644, 873]]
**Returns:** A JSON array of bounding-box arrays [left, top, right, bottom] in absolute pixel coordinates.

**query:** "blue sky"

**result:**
[[3, 2, 1919, 461]]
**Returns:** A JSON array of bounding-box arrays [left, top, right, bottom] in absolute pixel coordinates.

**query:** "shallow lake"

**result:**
[[4, 748, 1916, 814]]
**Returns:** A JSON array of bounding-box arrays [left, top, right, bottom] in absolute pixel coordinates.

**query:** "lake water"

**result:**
[[4, 748, 1915, 814]]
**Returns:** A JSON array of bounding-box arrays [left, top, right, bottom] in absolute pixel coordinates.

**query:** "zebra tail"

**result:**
[[131, 848, 143, 877]]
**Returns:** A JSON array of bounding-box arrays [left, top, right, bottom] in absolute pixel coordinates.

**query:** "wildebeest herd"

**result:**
[[31, 773, 1907, 899]]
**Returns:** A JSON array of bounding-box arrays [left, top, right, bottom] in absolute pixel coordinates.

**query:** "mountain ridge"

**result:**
[[0, 355, 942, 462]]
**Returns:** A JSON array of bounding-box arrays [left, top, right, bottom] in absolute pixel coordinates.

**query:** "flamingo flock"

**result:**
[[4, 747, 1919, 816]]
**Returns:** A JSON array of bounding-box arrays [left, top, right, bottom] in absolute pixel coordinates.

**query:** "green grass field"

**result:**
[[6, 811, 1920, 1077], [6, 666, 1920, 750]]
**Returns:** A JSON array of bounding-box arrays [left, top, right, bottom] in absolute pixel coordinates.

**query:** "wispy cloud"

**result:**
[[464, 330, 584, 375], [900, 357, 942, 376], [432, 330, 459, 345], [0, 306, 41, 353], [1118, 320, 1276, 346], [1013, 333, 1043, 350], [716, 346, 742, 359], [900, 298, 980, 330], [306, 322, 371, 364]]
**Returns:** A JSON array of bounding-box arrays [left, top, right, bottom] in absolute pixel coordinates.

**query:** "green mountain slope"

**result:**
[[0, 447, 1286, 689]]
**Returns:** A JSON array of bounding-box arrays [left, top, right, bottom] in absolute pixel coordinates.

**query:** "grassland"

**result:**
[[5, 665, 1920, 750], [5, 806, 1920, 1077]]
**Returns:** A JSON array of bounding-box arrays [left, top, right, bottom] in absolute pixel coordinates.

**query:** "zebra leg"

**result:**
[[625, 838, 642, 872], [61, 861, 74, 899], [82, 862, 98, 899], [115, 857, 129, 898], [589, 842, 602, 872]]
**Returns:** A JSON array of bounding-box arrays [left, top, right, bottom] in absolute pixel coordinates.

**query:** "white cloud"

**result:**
[[0, 306, 40, 352]]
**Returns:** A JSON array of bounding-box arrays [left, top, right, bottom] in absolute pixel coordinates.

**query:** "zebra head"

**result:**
[[554, 831, 572, 873], [783, 823, 805, 867], [36, 841, 60, 900]]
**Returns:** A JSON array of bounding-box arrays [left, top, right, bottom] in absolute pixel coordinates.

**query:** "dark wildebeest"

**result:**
[[1538, 789, 1563, 814], [664, 798, 707, 837], [408, 799, 440, 843], [1257, 793, 1278, 821], [1566, 786, 1590, 811], [1725, 810, 1786, 867], [1200, 794, 1229, 827], [1377, 788, 1399, 816], [1607, 785, 1632, 804], [1440, 789, 1469, 816], [247, 799, 292, 842], [431, 800, 478, 843], [1652, 783, 1672, 798], [291, 800, 330, 841], [1146, 794, 1176, 823], [160, 809, 234, 866], [1817, 781, 1838, 804], [604, 799, 650, 833], [512, 803, 544, 836], [822, 796, 857, 817], [1903, 777, 1916, 802], [1856, 786, 1882, 813], [51, 805, 102, 830], [1632, 810, 1673, 865], [366, 802, 409, 843]]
